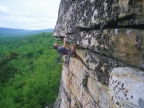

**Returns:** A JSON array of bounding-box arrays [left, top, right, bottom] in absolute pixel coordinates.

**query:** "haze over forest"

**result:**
[[0, 27, 54, 37]]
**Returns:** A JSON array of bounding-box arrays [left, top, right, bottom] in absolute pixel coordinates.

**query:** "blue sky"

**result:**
[[0, 0, 61, 30]]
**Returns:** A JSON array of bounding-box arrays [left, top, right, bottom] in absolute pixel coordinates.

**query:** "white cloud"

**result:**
[[0, 0, 61, 30], [0, 5, 10, 13]]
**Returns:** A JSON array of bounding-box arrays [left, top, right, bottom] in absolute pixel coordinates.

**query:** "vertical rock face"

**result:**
[[53, 0, 144, 108]]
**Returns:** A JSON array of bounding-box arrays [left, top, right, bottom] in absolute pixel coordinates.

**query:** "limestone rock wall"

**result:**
[[53, 0, 144, 108]]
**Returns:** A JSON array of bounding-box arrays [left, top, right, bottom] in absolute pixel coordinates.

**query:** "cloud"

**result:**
[[0, 0, 61, 30], [0, 5, 10, 16], [0, 5, 10, 13]]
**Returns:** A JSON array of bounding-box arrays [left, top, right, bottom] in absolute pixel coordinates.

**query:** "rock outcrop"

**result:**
[[53, 0, 144, 108]]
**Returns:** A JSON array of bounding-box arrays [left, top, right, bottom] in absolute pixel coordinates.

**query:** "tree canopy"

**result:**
[[0, 32, 62, 108]]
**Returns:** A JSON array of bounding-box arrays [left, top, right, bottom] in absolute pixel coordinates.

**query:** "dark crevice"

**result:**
[[76, 13, 144, 31], [82, 76, 88, 88], [103, 24, 144, 30], [78, 23, 144, 31], [66, 32, 78, 35]]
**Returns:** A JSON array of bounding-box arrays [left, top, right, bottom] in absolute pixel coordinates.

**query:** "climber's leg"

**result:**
[[71, 45, 77, 53], [71, 45, 89, 70]]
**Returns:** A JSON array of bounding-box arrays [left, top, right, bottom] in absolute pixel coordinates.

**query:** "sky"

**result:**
[[0, 0, 61, 30]]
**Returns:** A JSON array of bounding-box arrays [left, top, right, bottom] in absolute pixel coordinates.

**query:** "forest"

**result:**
[[0, 31, 62, 108]]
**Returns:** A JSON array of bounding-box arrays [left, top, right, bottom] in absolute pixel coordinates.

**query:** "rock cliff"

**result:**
[[53, 0, 144, 108]]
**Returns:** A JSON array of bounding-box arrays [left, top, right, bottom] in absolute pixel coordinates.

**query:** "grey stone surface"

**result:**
[[109, 67, 144, 108], [53, 0, 144, 108]]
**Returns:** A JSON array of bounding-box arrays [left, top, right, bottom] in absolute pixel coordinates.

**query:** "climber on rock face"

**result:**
[[53, 37, 89, 69]]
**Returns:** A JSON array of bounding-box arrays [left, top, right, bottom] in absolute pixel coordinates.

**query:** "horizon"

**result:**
[[0, 27, 54, 31]]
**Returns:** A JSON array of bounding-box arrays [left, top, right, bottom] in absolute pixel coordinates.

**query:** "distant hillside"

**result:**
[[0, 27, 54, 37]]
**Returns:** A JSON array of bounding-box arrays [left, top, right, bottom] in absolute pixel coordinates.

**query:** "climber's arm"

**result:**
[[63, 38, 67, 48]]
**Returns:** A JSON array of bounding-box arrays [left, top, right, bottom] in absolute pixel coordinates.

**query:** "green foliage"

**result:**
[[0, 32, 62, 108], [0, 52, 19, 83]]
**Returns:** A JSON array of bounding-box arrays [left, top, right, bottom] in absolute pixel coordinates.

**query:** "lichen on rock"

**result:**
[[53, 0, 144, 108]]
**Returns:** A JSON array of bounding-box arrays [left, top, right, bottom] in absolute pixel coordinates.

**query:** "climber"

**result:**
[[53, 37, 89, 69]]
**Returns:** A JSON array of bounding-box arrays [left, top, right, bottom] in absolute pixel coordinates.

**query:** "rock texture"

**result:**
[[109, 67, 144, 108], [53, 0, 144, 108]]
